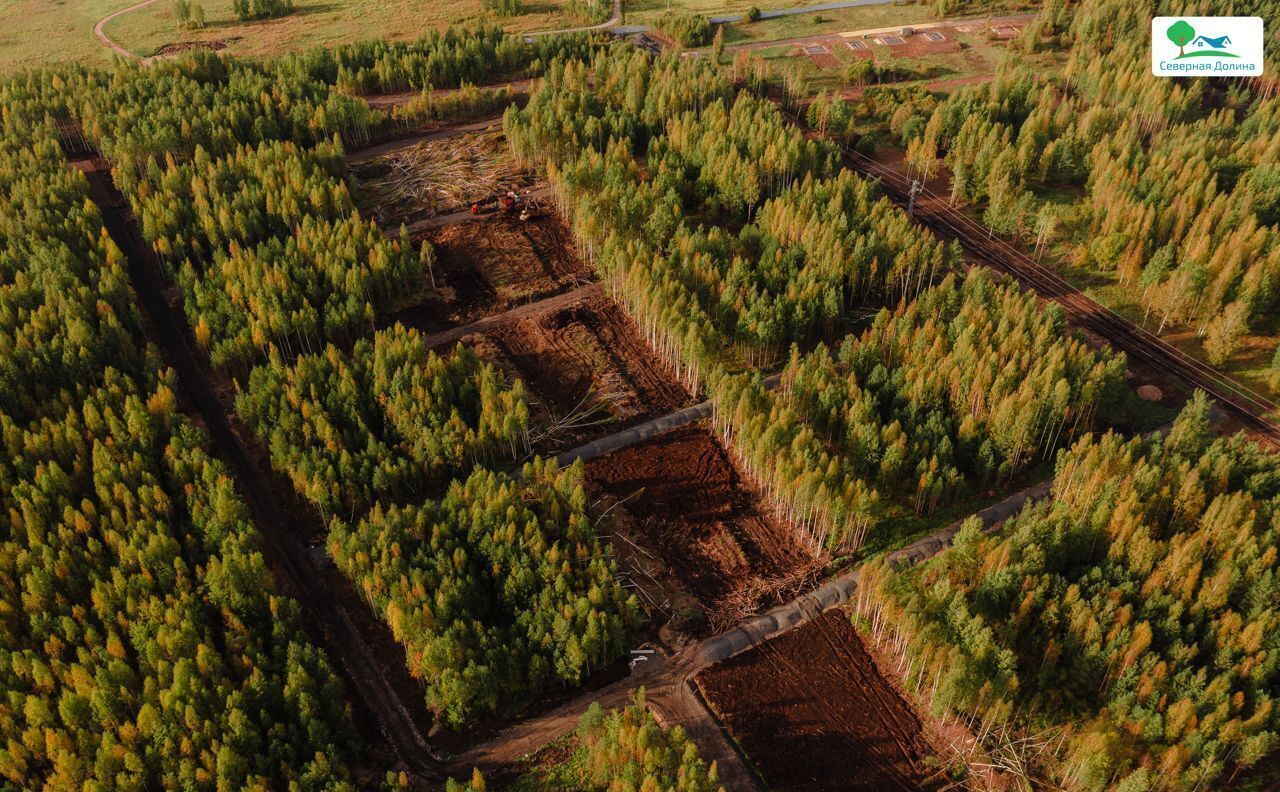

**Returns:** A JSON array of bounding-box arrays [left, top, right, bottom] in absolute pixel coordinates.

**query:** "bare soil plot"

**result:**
[[803, 44, 841, 68], [894, 30, 962, 57], [391, 212, 594, 329], [697, 610, 943, 792], [473, 295, 690, 450], [585, 425, 817, 634]]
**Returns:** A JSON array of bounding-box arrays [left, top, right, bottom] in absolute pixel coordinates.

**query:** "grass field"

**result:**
[[109, 0, 592, 59], [0, 0, 593, 71], [0, 0, 132, 71], [746, 29, 1009, 94]]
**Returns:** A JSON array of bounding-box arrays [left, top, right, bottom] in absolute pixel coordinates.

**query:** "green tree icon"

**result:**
[[1167, 20, 1196, 56]]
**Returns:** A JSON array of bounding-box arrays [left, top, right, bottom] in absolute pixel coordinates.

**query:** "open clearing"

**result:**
[[697, 609, 942, 791], [585, 425, 818, 634], [474, 296, 692, 450], [381, 211, 592, 333]]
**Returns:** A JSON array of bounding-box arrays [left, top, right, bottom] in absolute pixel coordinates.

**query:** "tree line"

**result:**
[[862, 395, 1280, 790], [130, 138, 426, 370], [275, 25, 603, 96], [54, 34, 639, 729], [712, 270, 1124, 552], [237, 329, 530, 519]]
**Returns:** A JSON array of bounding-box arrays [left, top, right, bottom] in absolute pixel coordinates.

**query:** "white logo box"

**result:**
[[1152, 16, 1264, 76]]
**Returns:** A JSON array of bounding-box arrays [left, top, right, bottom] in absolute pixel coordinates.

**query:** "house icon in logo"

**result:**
[[1192, 34, 1232, 48], [1166, 20, 1240, 58]]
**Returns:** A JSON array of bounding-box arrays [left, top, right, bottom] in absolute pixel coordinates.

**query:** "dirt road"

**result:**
[[78, 160, 441, 778], [525, 0, 622, 36], [753, 91, 1280, 449], [93, 0, 159, 60]]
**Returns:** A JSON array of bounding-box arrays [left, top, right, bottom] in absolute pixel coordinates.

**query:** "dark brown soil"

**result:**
[[476, 296, 690, 450], [697, 610, 943, 792], [585, 425, 816, 633], [417, 213, 592, 325]]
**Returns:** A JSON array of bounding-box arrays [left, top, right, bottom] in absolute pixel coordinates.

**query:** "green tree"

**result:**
[[1166, 19, 1195, 56]]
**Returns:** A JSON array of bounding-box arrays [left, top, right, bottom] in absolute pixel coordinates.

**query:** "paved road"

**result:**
[[93, 0, 160, 60]]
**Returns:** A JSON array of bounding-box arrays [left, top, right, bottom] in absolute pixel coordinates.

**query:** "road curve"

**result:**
[[93, 0, 160, 61], [525, 0, 622, 37]]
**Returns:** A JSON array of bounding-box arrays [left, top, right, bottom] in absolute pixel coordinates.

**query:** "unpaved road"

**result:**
[[93, 0, 160, 60], [525, 0, 622, 37], [347, 114, 508, 164]]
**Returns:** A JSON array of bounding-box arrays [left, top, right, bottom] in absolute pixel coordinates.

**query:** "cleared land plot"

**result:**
[[352, 131, 534, 227], [473, 296, 691, 450], [697, 610, 943, 791], [386, 212, 592, 330], [585, 425, 817, 634], [894, 30, 962, 57]]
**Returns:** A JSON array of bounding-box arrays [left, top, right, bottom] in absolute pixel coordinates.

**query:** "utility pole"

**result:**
[[907, 179, 922, 217]]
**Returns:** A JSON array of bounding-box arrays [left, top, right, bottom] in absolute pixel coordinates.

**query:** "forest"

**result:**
[[330, 461, 638, 727], [237, 331, 529, 518], [506, 50, 1123, 551], [0, 26, 644, 736], [863, 395, 1280, 790], [9, 9, 1280, 786], [898, 0, 1280, 371], [130, 138, 425, 369], [712, 270, 1125, 551], [517, 691, 723, 791], [0, 74, 356, 789]]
